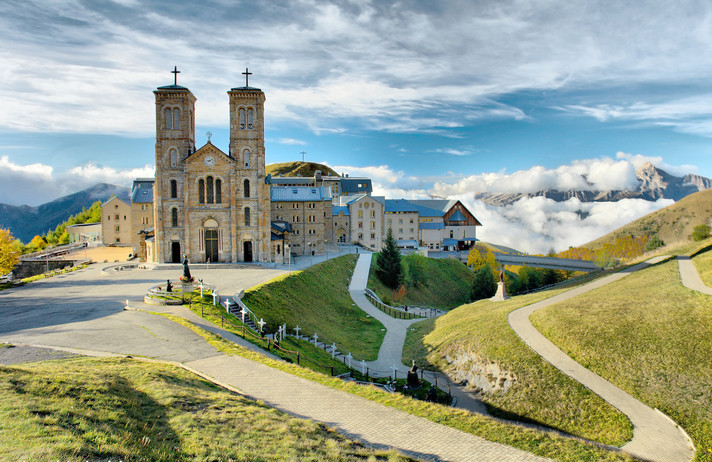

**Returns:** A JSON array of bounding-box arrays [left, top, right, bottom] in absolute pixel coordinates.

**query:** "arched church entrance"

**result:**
[[243, 241, 253, 262], [203, 218, 219, 263], [171, 242, 181, 263]]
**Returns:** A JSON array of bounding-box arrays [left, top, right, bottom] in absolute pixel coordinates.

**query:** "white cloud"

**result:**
[[431, 157, 641, 196], [277, 138, 307, 146], [0, 157, 153, 206], [459, 195, 673, 254]]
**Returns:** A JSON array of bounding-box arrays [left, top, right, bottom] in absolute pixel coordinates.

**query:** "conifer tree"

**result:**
[[376, 228, 402, 289]]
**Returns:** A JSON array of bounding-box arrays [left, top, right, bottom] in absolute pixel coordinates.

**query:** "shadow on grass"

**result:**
[[4, 366, 183, 460]]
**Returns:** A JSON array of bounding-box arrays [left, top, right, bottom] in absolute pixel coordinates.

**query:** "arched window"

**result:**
[[239, 108, 246, 129], [170, 149, 177, 167], [247, 109, 254, 129], [243, 149, 250, 167], [198, 179, 205, 204], [170, 179, 177, 198], [244, 207, 250, 226], [206, 176, 214, 204], [243, 179, 250, 198], [171, 208, 178, 227], [215, 179, 221, 204], [173, 108, 180, 130], [165, 108, 172, 129]]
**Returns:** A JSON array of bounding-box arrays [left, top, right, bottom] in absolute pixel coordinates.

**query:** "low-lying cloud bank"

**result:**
[[0, 153, 692, 254]]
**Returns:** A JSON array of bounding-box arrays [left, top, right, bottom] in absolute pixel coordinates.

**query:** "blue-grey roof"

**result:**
[[340, 178, 372, 194], [419, 222, 444, 230], [332, 206, 350, 216], [442, 238, 458, 246], [131, 179, 154, 204], [155, 85, 190, 91], [271, 232, 284, 241], [385, 199, 418, 212], [270, 186, 332, 202], [271, 221, 293, 233], [230, 86, 262, 91]]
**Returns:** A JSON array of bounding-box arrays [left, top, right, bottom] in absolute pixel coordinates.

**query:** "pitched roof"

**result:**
[[419, 222, 444, 230], [340, 178, 372, 194], [332, 206, 350, 216], [270, 186, 332, 202], [448, 210, 467, 222], [131, 179, 154, 204]]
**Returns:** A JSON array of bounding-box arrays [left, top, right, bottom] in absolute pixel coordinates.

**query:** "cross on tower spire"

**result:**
[[171, 66, 181, 86], [242, 67, 252, 87]]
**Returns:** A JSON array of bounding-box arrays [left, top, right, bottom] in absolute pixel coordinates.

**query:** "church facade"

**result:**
[[153, 78, 272, 263]]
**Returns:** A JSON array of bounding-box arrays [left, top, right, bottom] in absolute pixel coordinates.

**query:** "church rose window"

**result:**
[[216, 179, 222, 204], [207, 176, 214, 204], [199, 179, 205, 204]]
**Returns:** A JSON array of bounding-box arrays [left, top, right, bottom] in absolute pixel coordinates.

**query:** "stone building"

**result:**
[[270, 185, 333, 256], [130, 178, 154, 256], [101, 196, 132, 245], [152, 74, 271, 263]]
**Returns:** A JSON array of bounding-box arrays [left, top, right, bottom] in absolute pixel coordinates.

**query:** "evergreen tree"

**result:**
[[470, 264, 497, 301], [376, 228, 402, 289]]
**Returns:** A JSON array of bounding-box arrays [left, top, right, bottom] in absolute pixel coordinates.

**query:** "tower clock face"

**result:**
[[204, 156, 215, 166]]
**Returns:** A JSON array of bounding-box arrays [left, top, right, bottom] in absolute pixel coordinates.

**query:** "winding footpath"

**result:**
[[508, 256, 696, 462]]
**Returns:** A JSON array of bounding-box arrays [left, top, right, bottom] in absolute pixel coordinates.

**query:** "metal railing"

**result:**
[[364, 288, 436, 319]]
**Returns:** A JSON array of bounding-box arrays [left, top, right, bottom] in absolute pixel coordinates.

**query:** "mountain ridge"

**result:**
[[0, 183, 130, 243], [475, 163, 712, 206]]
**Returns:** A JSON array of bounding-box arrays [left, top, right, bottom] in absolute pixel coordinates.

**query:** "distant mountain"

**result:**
[[266, 161, 339, 178], [0, 183, 130, 243], [475, 163, 712, 206]]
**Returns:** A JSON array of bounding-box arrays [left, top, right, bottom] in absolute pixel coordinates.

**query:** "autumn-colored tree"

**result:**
[[467, 245, 497, 273], [0, 229, 21, 275], [28, 235, 47, 252], [392, 285, 407, 303]]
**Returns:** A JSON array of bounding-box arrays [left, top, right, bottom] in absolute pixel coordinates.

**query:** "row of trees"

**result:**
[[18, 201, 103, 254]]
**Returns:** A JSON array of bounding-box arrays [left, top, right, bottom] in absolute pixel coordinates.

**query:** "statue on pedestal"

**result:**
[[180, 255, 194, 283]]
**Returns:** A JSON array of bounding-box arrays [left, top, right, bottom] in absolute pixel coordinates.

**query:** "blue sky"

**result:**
[[2, 0, 711, 251]]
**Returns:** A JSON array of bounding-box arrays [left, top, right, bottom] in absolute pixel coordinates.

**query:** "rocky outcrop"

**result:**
[[443, 350, 517, 394]]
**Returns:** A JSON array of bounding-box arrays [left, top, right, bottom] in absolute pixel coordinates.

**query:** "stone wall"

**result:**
[[14, 260, 80, 279]]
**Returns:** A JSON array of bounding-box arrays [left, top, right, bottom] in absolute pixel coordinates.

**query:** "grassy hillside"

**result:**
[[531, 257, 712, 460], [266, 161, 339, 177], [0, 356, 404, 461], [586, 188, 712, 250], [242, 255, 385, 360], [368, 255, 475, 309], [402, 286, 632, 446]]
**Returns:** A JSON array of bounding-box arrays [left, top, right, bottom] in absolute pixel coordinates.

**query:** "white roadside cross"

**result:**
[[312, 333, 319, 345], [199, 280, 204, 298], [346, 352, 352, 368], [330, 342, 337, 359], [257, 318, 266, 334], [282, 323, 287, 341], [240, 306, 246, 323], [212, 292, 218, 306], [294, 325, 301, 338]]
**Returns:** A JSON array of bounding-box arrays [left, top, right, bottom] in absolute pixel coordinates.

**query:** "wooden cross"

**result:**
[[171, 66, 180, 85], [242, 67, 252, 87]]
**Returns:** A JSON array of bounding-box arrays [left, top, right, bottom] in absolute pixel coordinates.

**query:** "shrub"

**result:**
[[470, 264, 497, 301], [692, 224, 711, 242], [644, 235, 665, 251]]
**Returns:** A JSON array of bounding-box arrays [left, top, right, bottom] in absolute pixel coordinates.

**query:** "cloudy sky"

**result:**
[[1, 0, 711, 252]]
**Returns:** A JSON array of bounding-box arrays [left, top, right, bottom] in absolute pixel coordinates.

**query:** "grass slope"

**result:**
[[402, 289, 633, 446], [159, 312, 630, 461], [266, 161, 339, 177], [693, 246, 712, 287], [0, 357, 406, 461], [531, 259, 712, 460], [585, 188, 712, 250], [242, 255, 385, 360], [368, 256, 475, 309]]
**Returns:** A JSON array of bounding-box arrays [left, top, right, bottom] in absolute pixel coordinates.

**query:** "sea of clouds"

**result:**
[[0, 153, 687, 254]]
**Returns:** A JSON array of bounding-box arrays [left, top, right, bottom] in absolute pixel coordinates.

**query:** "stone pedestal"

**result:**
[[490, 281, 509, 301], [181, 282, 194, 302]]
